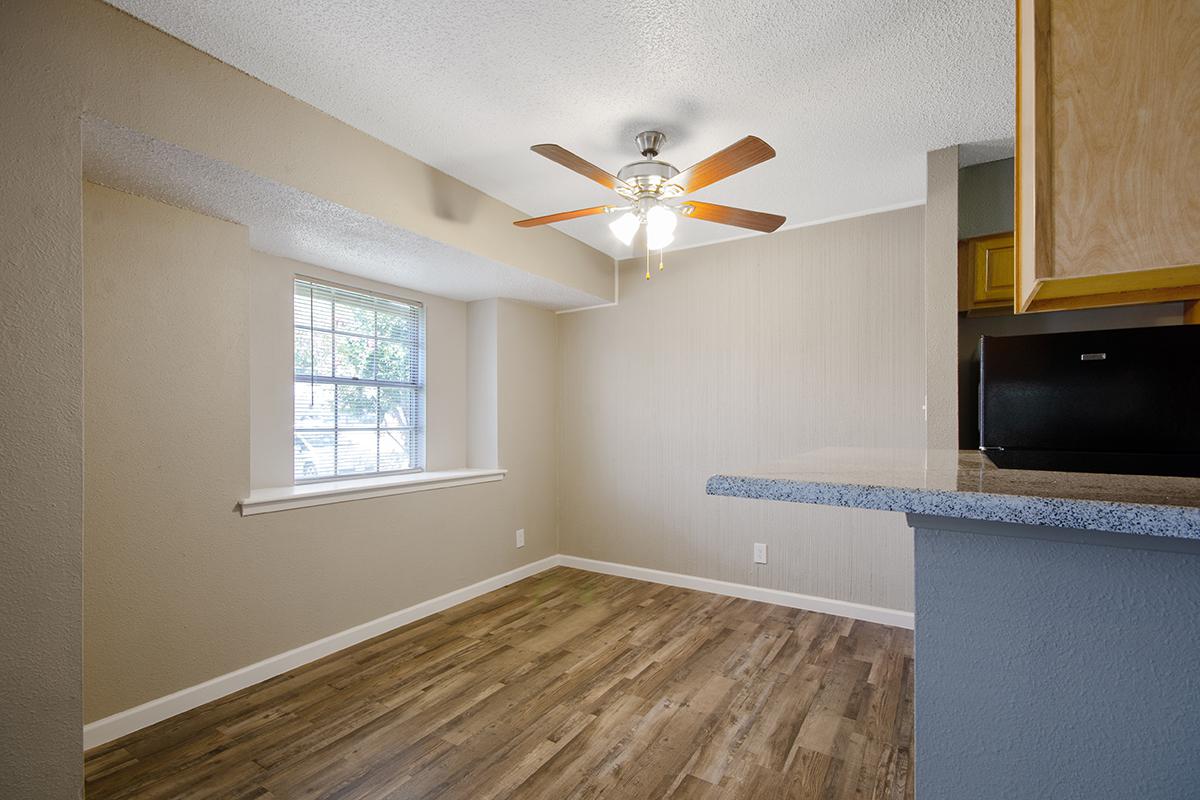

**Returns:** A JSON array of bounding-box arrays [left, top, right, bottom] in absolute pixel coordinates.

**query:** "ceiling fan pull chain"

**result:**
[[659, 249, 665, 271], [645, 242, 651, 280]]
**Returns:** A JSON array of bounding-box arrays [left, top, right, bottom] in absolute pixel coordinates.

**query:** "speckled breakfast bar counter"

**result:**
[[706, 447, 1200, 539], [707, 448, 1200, 800]]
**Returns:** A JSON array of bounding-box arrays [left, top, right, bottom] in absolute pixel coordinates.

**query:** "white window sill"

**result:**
[[239, 468, 507, 516]]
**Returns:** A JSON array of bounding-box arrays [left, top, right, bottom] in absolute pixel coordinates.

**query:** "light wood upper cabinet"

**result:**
[[1015, 0, 1200, 313], [959, 233, 1016, 312]]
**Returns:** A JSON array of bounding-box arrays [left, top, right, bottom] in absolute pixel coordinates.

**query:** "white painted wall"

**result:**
[[557, 207, 926, 612]]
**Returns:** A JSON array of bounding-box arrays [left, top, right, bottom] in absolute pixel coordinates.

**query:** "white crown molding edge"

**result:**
[[84, 554, 912, 750]]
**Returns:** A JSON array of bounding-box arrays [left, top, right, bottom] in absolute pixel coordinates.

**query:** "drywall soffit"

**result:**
[[81, 116, 608, 311]]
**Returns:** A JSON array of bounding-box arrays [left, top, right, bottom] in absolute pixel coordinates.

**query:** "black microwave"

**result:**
[[978, 325, 1200, 477]]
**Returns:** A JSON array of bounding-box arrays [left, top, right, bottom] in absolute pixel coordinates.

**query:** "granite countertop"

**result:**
[[706, 448, 1200, 540]]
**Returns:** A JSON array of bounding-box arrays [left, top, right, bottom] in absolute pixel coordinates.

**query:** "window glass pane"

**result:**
[[310, 330, 333, 377], [379, 429, 415, 472], [334, 334, 374, 379], [376, 339, 415, 383], [294, 282, 333, 330], [294, 381, 335, 430], [380, 387, 419, 429], [333, 293, 375, 335], [336, 430, 377, 475], [376, 308, 415, 341], [311, 285, 333, 329], [294, 432, 334, 481], [337, 384, 378, 428], [294, 328, 312, 376], [295, 328, 334, 377], [293, 279, 423, 481], [291, 281, 307, 321]]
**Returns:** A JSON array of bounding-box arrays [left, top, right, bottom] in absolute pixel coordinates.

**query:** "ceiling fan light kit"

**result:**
[[514, 130, 787, 280], [608, 211, 640, 246], [644, 205, 677, 250]]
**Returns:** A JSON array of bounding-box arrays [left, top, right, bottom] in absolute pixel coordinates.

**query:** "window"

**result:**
[[293, 278, 424, 482]]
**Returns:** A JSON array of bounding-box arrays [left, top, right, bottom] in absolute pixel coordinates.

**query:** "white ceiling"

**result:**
[[106, 0, 1014, 259]]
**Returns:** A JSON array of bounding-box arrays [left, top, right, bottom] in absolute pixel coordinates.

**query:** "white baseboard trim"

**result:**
[[558, 555, 914, 630], [85, 553, 911, 749], [82, 555, 560, 750]]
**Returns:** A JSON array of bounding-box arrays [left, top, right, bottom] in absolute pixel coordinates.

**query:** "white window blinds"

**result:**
[[293, 278, 425, 481]]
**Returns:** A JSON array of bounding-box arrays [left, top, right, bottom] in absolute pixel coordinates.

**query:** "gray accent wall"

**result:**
[[958, 157, 1014, 239], [914, 519, 1200, 799]]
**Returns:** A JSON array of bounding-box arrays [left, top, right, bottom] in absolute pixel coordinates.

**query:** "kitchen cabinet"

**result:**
[[959, 233, 1015, 312], [1015, 0, 1200, 313]]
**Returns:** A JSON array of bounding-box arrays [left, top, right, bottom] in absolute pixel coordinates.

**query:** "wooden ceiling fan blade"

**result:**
[[681, 201, 786, 232], [530, 144, 631, 191], [513, 205, 613, 227], [667, 136, 776, 194]]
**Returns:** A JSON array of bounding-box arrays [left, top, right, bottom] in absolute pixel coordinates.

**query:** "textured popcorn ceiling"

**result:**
[[106, 0, 1014, 258], [82, 117, 608, 310]]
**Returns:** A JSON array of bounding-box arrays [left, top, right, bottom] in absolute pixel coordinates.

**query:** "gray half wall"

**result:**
[[913, 520, 1200, 800]]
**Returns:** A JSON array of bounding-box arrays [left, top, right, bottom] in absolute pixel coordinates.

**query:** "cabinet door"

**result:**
[[1015, 0, 1200, 313], [972, 234, 1015, 307]]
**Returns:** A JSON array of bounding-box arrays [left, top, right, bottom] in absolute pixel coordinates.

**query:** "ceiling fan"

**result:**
[[514, 131, 786, 276]]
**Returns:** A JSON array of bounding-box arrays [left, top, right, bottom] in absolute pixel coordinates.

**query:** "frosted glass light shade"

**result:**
[[608, 212, 640, 246], [645, 205, 677, 250]]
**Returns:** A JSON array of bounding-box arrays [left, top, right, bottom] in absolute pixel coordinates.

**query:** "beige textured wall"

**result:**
[[924, 146, 960, 449], [496, 298, 559, 542], [0, 0, 84, 793], [6, 0, 603, 774], [557, 207, 926, 612], [83, 183, 559, 721], [77, 0, 613, 301], [467, 300, 500, 469]]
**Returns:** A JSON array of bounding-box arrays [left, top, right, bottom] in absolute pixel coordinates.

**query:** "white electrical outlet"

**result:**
[[516, 528, 525, 548], [753, 543, 767, 564]]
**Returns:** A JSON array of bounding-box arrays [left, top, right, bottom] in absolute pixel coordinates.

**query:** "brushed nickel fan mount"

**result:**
[[611, 131, 684, 201]]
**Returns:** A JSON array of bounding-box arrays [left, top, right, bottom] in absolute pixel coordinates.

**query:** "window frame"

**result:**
[[292, 275, 427, 484]]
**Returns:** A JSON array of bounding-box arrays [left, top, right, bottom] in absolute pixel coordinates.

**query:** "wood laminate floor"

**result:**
[[84, 567, 914, 799]]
